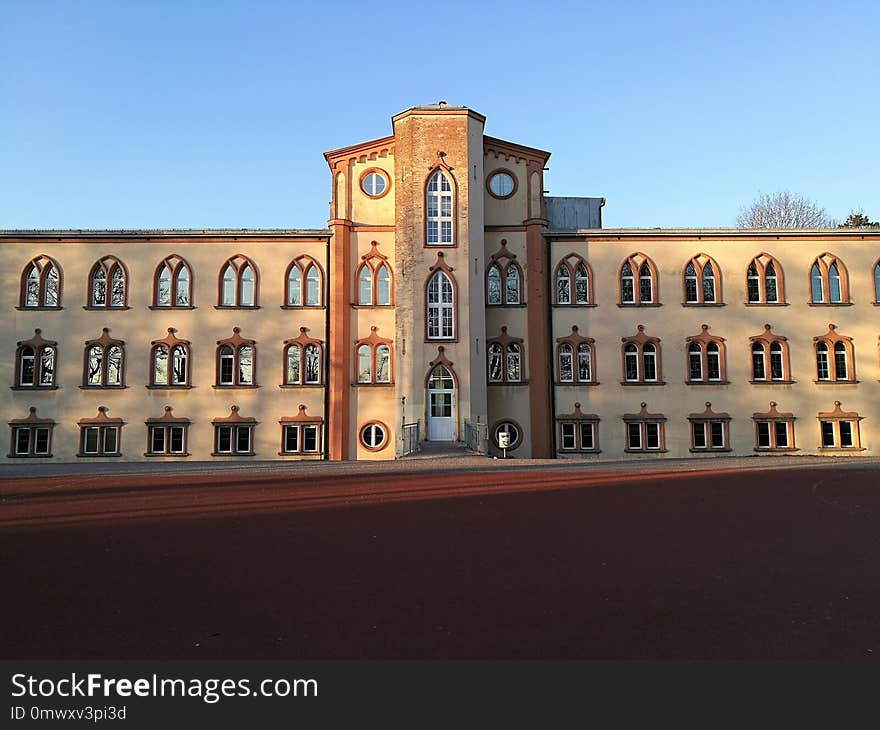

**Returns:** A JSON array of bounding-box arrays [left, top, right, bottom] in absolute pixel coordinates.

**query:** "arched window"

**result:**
[[88, 256, 127, 308], [556, 326, 595, 384], [149, 328, 190, 387], [813, 324, 855, 382], [215, 328, 256, 386], [284, 256, 323, 307], [20, 255, 61, 308], [619, 253, 658, 305], [808, 253, 849, 304], [621, 325, 663, 384], [487, 327, 524, 384], [282, 328, 324, 386], [873, 260, 880, 303], [426, 258, 456, 340], [685, 325, 727, 384], [683, 254, 721, 304], [218, 255, 258, 307], [426, 169, 454, 245], [355, 243, 393, 306], [749, 324, 791, 383], [745, 253, 785, 304], [153, 255, 192, 307], [554, 254, 593, 305], [14, 329, 56, 388], [354, 327, 393, 384], [83, 328, 125, 387], [487, 264, 503, 305]]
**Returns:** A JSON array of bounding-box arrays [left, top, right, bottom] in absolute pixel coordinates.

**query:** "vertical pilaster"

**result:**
[[525, 215, 552, 458], [327, 216, 352, 460]]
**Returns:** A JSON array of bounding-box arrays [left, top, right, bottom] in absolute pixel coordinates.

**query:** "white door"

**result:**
[[427, 365, 455, 441]]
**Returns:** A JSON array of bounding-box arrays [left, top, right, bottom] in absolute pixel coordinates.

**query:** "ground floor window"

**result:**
[[214, 424, 253, 455], [147, 424, 188, 455], [10, 425, 52, 457], [80, 425, 120, 456], [754, 420, 794, 450], [282, 423, 322, 454], [558, 420, 598, 452], [625, 421, 665, 451], [819, 419, 860, 449]]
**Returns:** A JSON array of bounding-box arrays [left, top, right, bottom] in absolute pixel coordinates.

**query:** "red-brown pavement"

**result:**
[[2, 460, 880, 659]]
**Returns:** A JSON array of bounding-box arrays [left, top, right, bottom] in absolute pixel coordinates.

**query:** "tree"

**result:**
[[838, 210, 880, 228], [736, 191, 835, 229]]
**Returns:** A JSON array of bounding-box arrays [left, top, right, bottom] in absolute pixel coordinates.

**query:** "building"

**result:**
[[4, 103, 879, 462]]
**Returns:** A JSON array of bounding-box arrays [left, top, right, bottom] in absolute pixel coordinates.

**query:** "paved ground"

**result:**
[[2, 456, 880, 659]]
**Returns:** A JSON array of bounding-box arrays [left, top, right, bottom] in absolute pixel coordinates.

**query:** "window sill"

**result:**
[[351, 382, 394, 387], [77, 453, 122, 458], [681, 302, 726, 307], [83, 306, 130, 311], [424, 338, 459, 344], [148, 305, 196, 310], [212, 384, 258, 389], [557, 449, 602, 454], [79, 385, 128, 390], [552, 303, 596, 308], [620, 381, 666, 386], [10, 385, 59, 391], [555, 381, 600, 386], [808, 302, 853, 307], [754, 447, 800, 452], [743, 302, 789, 307], [813, 380, 859, 384], [818, 446, 865, 452], [7, 453, 53, 458], [424, 243, 457, 249], [487, 302, 528, 308], [749, 380, 795, 385], [685, 380, 730, 386], [280, 304, 325, 310], [350, 304, 394, 309], [16, 306, 63, 311], [278, 451, 324, 457], [144, 452, 191, 457], [624, 448, 668, 454], [211, 452, 256, 457], [146, 384, 193, 390], [214, 305, 261, 310], [488, 381, 529, 386], [617, 303, 662, 308], [689, 448, 732, 453], [279, 383, 324, 389]]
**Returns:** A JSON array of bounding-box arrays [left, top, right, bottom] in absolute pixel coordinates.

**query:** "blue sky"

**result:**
[[1, 0, 878, 229]]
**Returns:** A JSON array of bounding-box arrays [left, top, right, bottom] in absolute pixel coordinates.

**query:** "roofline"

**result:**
[[392, 106, 486, 125], [483, 135, 551, 162], [545, 227, 880, 238], [0, 229, 332, 239], [323, 134, 396, 162]]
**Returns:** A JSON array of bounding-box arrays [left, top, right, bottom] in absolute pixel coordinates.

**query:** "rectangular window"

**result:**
[[33, 427, 50, 455], [756, 422, 771, 448], [774, 421, 789, 448], [302, 425, 319, 453], [820, 421, 835, 448], [627, 423, 641, 450], [169, 426, 185, 453], [216, 425, 232, 453], [579, 422, 594, 450], [151, 426, 165, 454], [103, 427, 118, 454], [236, 426, 251, 453], [692, 422, 707, 449], [710, 422, 724, 448], [645, 423, 660, 449], [14, 428, 31, 455], [839, 421, 854, 448], [283, 425, 299, 453], [83, 427, 100, 454], [561, 422, 576, 450]]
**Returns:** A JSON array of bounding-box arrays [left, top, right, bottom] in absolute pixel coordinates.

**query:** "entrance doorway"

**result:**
[[427, 364, 455, 441]]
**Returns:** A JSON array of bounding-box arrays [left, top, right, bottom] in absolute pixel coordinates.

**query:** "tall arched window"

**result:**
[[685, 325, 727, 384], [83, 328, 125, 387], [88, 256, 127, 308], [813, 324, 855, 382], [282, 328, 324, 386], [554, 254, 593, 305], [683, 254, 721, 304], [487, 242, 524, 306], [808, 253, 849, 304], [749, 324, 791, 383], [621, 325, 663, 384], [426, 256, 456, 340], [556, 326, 596, 384], [149, 328, 190, 387], [218, 255, 258, 307], [20, 255, 61, 308], [153, 255, 192, 307], [426, 169, 454, 245], [215, 328, 256, 386], [355, 243, 393, 306], [619, 253, 658, 305], [14, 329, 56, 388], [284, 256, 324, 307], [487, 327, 524, 384], [745, 253, 785, 304], [354, 327, 393, 384]]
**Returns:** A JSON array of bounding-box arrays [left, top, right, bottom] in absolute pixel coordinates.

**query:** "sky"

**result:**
[[1, 0, 878, 230]]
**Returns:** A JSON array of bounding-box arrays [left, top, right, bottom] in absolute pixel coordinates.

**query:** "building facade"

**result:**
[[4, 103, 879, 462]]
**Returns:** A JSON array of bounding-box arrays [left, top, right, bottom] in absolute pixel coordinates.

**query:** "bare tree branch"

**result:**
[[736, 191, 835, 229]]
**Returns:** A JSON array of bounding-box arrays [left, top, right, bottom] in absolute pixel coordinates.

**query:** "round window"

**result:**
[[360, 422, 388, 451], [361, 171, 388, 198], [488, 171, 515, 199], [493, 421, 521, 449]]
